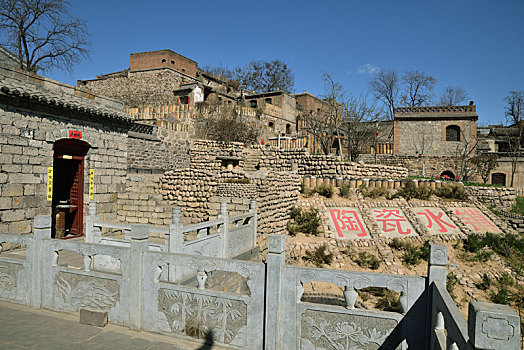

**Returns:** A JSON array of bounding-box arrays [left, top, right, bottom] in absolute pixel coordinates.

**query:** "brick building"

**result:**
[[0, 64, 131, 237]]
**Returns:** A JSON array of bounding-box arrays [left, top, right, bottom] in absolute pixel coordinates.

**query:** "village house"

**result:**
[[0, 64, 131, 237]]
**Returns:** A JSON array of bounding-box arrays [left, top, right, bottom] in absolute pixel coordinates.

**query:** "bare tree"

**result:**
[[369, 69, 399, 120], [0, 0, 89, 73], [400, 70, 436, 107], [195, 102, 258, 144], [504, 91, 524, 187], [439, 86, 469, 106], [320, 73, 346, 156], [454, 129, 478, 181], [201, 63, 236, 81], [411, 131, 434, 176], [345, 94, 381, 161], [234, 59, 294, 93], [470, 153, 499, 183]]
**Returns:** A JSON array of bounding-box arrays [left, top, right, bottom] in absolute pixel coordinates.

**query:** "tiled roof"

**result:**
[[0, 65, 131, 123]]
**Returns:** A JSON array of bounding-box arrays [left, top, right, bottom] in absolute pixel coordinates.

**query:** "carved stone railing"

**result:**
[[428, 244, 521, 350], [141, 250, 266, 349], [267, 234, 426, 349], [0, 217, 520, 349], [87, 200, 257, 270]]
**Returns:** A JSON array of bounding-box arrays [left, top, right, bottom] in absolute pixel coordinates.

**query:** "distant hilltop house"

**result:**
[[77, 49, 342, 150]]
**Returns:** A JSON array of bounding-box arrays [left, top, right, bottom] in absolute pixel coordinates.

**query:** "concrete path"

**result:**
[[0, 301, 223, 350]]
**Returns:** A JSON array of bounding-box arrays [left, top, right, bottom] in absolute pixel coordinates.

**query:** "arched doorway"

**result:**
[[491, 173, 506, 186], [440, 170, 455, 181], [52, 139, 89, 239]]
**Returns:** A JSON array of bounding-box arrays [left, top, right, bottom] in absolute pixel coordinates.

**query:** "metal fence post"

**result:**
[[265, 234, 286, 350], [31, 215, 51, 309], [129, 224, 149, 330]]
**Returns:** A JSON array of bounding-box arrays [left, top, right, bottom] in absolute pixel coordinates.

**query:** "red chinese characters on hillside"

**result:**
[[372, 208, 414, 237], [454, 208, 501, 234], [412, 208, 460, 235], [328, 208, 368, 239]]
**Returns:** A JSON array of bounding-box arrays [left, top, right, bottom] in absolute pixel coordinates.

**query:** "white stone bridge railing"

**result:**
[[0, 216, 520, 349], [86, 200, 257, 265]]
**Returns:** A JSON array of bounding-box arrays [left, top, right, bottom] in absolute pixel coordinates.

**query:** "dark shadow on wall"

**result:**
[[196, 330, 215, 349]]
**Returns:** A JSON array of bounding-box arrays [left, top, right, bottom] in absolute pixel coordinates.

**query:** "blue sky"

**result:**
[[49, 0, 524, 125]]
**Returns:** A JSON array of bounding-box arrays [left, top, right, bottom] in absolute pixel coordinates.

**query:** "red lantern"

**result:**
[[261, 139, 265, 145]]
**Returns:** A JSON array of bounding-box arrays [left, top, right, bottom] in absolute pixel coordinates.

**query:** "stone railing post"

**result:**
[[129, 224, 149, 330], [168, 208, 183, 282], [31, 215, 51, 309], [265, 235, 286, 350], [427, 244, 448, 349], [250, 199, 257, 248], [468, 301, 520, 350], [85, 201, 97, 244], [219, 202, 229, 259]]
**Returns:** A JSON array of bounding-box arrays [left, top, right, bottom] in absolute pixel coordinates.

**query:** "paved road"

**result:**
[[0, 301, 218, 350]]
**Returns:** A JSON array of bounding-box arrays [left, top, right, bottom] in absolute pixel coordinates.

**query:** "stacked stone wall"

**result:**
[[0, 104, 128, 234], [127, 135, 189, 171], [116, 173, 173, 226], [187, 140, 408, 179], [359, 154, 459, 178], [79, 69, 196, 107], [466, 186, 516, 208]]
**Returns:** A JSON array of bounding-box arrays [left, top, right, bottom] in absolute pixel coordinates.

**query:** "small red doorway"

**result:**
[[52, 139, 88, 239]]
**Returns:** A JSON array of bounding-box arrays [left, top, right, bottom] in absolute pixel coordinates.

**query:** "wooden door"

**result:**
[[52, 139, 87, 238]]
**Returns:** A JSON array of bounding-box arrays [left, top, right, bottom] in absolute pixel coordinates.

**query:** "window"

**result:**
[[161, 59, 166, 64], [171, 60, 175, 64], [446, 125, 461, 141], [265, 98, 272, 104], [286, 124, 291, 134], [268, 121, 274, 130], [250, 100, 258, 108], [491, 173, 506, 186]]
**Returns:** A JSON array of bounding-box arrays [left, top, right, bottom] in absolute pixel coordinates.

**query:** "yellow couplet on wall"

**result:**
[[46, 167, 53, 201], [89, 169, 95, 200]]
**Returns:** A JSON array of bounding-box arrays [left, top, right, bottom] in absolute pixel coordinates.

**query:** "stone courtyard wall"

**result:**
[[127, 134, 189, 171]]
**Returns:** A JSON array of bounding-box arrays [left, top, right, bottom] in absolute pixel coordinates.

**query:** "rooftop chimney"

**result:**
[[469, 100, 474, 106]]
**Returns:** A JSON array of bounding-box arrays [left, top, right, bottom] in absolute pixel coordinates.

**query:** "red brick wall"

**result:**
[[129, 50, 198, 77]]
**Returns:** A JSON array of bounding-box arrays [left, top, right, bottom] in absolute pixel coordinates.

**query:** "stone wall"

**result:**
[[78, 68, 198, 107], [359, 154, 459, 178], [466, 186, 517, 208], [127, 134, 189, 171], [116, 172, 173, 226], [187, 140, 408, 179], [0, 105, 128, 234]]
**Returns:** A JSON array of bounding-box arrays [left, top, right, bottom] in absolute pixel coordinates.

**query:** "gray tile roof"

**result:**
[[0, 65, 131, 123]]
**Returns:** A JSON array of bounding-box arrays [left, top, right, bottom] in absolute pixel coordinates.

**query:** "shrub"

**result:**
[[360, 287, 402, 313], [476, 273, 492, 291], [339, 183, 351, 198], [446, 272, 458, 295], [287, 207, 322, 236], [490, 286, 512, 305], [396, 181, 433, 201], [388, 238, 407, 251], [402, 245, 422, 266], [355, 252, 381, 270], [360, 186, 388, 199], [303, 245, 333, 267], [511, 196, 524, 216], [434, 184, 468, 201], [314, 184, 334, 198]]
